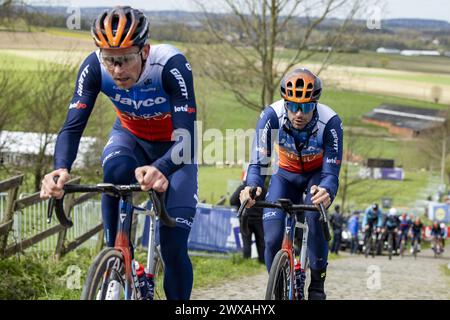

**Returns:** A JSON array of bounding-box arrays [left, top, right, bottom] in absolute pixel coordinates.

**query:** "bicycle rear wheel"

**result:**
[[265, 250, 294, 300], [364, 234, 371, 258], [388, 233, 393, 260], [152, 246, 166, 300], [81, 248, 132, 300]]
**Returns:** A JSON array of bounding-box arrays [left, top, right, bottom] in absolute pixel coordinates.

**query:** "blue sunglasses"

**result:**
[[285, 101, 317, 114]]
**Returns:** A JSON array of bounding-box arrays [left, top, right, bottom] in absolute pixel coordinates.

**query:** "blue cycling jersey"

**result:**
[[362, 207, 383, 229], [246, 100, 343, 201], [54, 44, 196, 178]]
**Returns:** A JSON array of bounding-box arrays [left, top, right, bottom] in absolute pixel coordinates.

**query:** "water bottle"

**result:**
[[145, 268, 155, 300], [294, 261, 306, 300], [134, 261, 150, 300]]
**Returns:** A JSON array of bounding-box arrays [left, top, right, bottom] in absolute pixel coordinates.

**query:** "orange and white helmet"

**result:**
[[280, 68, 322, 103], [91, 6, 149, 49]]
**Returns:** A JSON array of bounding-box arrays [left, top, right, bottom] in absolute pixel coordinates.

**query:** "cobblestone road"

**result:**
[[191, 249, 450, 300]]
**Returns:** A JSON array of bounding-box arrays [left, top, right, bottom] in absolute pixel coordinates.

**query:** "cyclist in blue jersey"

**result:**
[[397, 212, 412, 250], [409, 217, 423, 253], [381, 207, 399, 253], [240, 68, 344, 300], [40, 6, 197, 300], [362, 203, 383, 243]]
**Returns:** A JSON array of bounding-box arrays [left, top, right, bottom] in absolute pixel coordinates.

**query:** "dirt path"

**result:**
[[191, 248, 450, 300]]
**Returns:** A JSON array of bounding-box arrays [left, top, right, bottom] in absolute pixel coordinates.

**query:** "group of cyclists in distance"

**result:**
[[340, 203, 447, 258]]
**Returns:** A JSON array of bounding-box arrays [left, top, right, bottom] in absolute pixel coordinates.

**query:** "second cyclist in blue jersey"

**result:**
[[40, 6, 197, 300], [240, 68, 344, 300]]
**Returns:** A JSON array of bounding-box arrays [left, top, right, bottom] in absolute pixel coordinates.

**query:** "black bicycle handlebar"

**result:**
[[237, 188, 331, 241], [47, 180, 176, 228]]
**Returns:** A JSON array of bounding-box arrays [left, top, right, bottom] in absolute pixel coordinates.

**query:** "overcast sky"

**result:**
[[26, 0, 450, 22]]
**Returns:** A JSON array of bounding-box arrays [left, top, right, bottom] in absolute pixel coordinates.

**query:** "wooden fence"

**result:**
[[0, 174, 121, 260]]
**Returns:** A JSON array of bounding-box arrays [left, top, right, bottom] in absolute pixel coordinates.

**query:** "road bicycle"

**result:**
[[364, 226, 377, 258], [238, 188, 330, 300], [432, 236, 443, 258], [398, 230, 407, 258], [410, 233, 420, 259], [386, 228, 396, 260], [47, 182, 175, 300]]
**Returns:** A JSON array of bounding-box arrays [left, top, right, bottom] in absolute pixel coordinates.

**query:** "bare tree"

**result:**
[[0, 56, 28, 175], [338, 127, 380, 213], [192, 0, 363, 111], [431, 85, 443, 104], [20, 59, 77, 191]]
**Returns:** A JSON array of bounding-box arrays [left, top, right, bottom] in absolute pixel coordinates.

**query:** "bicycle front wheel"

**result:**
[[152, 245, 166, 300], [265, 250, 294, 300], [81, 248, 131, 300]]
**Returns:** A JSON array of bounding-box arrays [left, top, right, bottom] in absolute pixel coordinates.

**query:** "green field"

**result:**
[[276, 48, 450, 75], [1, 34, 447, 210]]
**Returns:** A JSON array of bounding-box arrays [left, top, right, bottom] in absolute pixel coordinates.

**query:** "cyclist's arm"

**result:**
[[151, 54, 197, 178], [318, 115, 343, 202], [377, 210, 383, 228], [54, 52, 101, 171], [245, 107, 279, 188]]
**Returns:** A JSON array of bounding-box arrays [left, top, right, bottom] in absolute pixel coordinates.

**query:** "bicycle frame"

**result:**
[[47, 183, 176, 300], [114, 194, 141, 300], [280, 213, 309, 300]]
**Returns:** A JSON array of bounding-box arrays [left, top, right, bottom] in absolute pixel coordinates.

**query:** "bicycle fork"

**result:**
[[114, 195, 141, 300]]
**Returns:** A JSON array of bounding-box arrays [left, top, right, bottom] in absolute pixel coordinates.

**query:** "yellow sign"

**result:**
[[435, 208, 446, 221]]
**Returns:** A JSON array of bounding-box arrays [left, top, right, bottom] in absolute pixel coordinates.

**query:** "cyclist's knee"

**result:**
[[102, 153, 137, 184], [263, 220, 283, 252], [159, 226, 190, 265]]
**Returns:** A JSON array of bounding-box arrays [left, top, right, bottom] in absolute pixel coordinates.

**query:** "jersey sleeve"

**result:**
[[245, 107, 279, 188], [151, 54, 197, 178], [319, 115, 343, 202], [53, 52, 101, 171]]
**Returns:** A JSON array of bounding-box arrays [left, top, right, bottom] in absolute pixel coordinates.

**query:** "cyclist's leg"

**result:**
[[304, 171, 328, 271], [159, 220, 193, 300], [101, 130, 139, 247], [162, 163, 198, 300], [303, 170, 328, 300], [262, 172, 299, 273]]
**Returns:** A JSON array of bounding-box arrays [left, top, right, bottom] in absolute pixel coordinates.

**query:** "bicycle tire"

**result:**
[[152, 246, 166, 300], [388, 233, 393, 260], [371, 235, 376, 258], [81, 248, 130, 300], [364, 236, 371, 258], [400, 240, 404, 258], [303, 257, 311, 300], [265, 250, 293, 300]]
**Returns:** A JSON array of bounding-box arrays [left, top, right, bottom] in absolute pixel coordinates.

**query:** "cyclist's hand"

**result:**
[[364, 225, 369, 231], [239, 186, 262, 208], [310, 185, 331, 208], [376, 227, 381, 233], [40, 168, 70, 199], [135, 166, 168, 192]]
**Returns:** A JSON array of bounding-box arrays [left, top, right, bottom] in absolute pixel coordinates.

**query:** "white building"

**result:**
[[0, 130, 98, 169], [400, 50, 440, 56], [376, 47, 401, 54]]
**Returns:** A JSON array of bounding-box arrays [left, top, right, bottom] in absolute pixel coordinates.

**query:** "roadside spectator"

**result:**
[[347, 210, 360, 254], [329, 205, 345, 254], [230, 182, 266, 264]]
